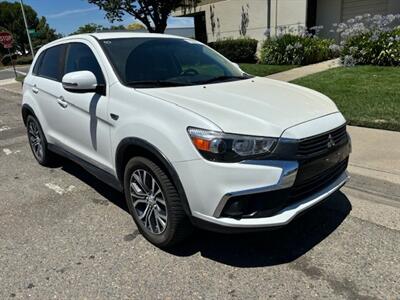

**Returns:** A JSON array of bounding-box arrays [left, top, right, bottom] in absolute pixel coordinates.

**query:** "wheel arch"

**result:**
[[21, 103, 36, 126], [115, 137, 192, 216]]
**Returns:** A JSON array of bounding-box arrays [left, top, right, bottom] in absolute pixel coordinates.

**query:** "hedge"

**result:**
[[1, 55, 33, 66], [260, 34, 338, 65], [208, 38, 258, 63]]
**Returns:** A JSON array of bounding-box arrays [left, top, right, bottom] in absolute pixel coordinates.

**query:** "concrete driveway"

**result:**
[[0, 86, 399, 299]]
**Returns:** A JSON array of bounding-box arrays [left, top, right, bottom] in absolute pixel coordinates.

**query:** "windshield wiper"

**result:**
[[125, 80, 192, 88], [196, 75, 251, 85]]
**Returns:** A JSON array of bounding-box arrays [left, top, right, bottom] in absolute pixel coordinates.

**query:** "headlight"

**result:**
[[187, 127, 277, 162]]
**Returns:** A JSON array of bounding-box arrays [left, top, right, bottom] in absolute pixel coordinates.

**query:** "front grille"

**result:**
[[297, 125, 348, 157], [289, 158, 348, 202]]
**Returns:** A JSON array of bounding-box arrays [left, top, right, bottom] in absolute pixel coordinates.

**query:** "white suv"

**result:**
[[22, 32, 350, 247]]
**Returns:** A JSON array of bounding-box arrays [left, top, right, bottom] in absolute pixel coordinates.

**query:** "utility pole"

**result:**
[[19, 0, 35, 57]]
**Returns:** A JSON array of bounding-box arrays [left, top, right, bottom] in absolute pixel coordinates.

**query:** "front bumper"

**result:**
[[174, 131, 351, 230], [192, 171, 349, 230]]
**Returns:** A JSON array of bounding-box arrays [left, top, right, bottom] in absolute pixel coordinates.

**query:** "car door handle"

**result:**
[[57, 96, 68, 108], [32, 85, 39, 94]]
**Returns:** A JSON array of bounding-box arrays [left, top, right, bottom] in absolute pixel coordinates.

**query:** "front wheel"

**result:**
[[26, 115, 57, 166], [124, 157, 192, 247]]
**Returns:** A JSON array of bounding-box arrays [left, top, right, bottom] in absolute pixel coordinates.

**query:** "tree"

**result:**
[[71, 23, 126, 35], [126, 22, 145, 31], [33, 17, 62, 50], [71, 23, 105, 34], [87, 0, 199, 33], [0, 1, 59, 55]]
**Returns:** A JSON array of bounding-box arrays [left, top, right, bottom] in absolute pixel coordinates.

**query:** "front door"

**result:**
[[57, 41, 113, 173]]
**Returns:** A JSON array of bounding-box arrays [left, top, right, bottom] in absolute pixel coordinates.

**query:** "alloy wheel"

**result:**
[[28, 120, 44, 161], [130, 169, 168, 234]]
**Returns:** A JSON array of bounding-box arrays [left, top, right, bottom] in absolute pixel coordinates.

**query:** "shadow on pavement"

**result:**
[[59, 157, 351, 268], [168, 192, 351, 267], [60, 158, 129, 212]]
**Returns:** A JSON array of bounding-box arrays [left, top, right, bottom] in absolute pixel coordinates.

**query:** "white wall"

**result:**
[[273, 0, 308, 35], [175, 0, 308, 43]]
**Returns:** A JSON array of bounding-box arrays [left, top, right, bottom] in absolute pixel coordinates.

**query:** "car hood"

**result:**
[[137, 77, 339, 137]]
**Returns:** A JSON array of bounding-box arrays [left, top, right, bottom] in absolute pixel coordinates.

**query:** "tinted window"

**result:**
[[32, 51, 45, 75], [38, 45, 65, 81], [100, 38, 248, 87], [65, 43, 105, 84]]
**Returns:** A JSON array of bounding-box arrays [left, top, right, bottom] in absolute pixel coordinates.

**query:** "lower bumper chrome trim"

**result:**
[[213, 160, 299, 217]]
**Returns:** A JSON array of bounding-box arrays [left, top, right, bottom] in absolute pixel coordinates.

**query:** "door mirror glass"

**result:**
[[62, 71, 98, 93]]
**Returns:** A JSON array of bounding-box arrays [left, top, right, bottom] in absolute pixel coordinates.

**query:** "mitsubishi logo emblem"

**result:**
[[327, 134, 336, 148]]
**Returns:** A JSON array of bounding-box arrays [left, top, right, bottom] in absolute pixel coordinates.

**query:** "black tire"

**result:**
[[124, 156, 192, 247], [26, 115, 57, 166]]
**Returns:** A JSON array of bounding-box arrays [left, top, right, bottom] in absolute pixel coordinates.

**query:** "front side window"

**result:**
[[64, 43, 105, 85], [37, 45, 65, 81], [100, 38, 250, 88]]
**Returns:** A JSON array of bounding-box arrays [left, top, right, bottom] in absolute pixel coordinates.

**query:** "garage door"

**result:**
[[342, 0, 388, 21]]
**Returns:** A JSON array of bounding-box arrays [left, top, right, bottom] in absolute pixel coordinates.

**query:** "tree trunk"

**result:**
[[153, 20, 168, 33]]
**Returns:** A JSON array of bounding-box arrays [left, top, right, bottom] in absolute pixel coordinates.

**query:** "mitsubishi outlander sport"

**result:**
[[22, 33, 351, 247]]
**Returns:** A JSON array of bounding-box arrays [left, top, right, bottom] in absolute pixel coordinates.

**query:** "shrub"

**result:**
[[208, 38, 258, 63], [335, 14, 400, 66], [1, 55, 32, 66], [260, 34, 337, 65], [15, 55, 33, 65]]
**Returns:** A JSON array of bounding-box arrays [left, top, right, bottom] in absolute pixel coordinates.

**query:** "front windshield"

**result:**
[[100, 37, 250, 87]]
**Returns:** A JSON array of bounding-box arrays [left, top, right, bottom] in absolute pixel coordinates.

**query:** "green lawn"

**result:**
[[292, 66, 400, 131], [15, 75, 25, 82], [239, 64, 298, 77]]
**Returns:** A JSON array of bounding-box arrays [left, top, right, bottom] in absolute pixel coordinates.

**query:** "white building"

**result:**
[[174, 0, 400, 43]]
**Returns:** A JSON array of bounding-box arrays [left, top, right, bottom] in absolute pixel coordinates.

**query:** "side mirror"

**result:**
[[62, 71, 103, 94], [231, 62, 244, 73]]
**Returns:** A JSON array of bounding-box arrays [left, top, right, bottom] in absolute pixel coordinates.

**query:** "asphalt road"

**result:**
[[0, 89, 399, 299], [0, 65, 30, 80]]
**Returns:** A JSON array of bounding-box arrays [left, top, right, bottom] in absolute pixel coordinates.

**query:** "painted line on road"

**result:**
[[0, 126, 11, 132], [2, 148, 20, 155], [3, 148, 12, 155], [45, 183, 76, 195]]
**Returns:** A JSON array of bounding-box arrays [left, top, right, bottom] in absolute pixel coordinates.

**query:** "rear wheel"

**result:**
[[26, 115, 56, 166], [124, 157, 192, 247]]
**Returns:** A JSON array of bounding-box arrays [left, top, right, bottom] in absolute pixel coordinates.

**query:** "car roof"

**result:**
[[37, 32, 190, 54], [90, 31, 186, 40]]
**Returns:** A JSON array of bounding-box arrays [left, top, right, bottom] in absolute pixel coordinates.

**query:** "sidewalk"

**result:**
[[267, 58, 341, 82], [0, 80, 22, 95], [1, 79, 399, 187], [347, 126, 400, 185]]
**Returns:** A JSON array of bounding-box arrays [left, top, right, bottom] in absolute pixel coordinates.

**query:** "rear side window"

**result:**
[[64, 43, 105, 85], [32, 52, 45, 75], [37, 45, 65, 81]]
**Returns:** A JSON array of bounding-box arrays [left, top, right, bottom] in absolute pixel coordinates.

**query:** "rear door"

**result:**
[[31, 44, 67, 144]]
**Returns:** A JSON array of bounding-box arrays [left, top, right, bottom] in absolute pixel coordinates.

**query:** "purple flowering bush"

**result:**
[[260, 26, 337, 65], [336, 14, 400, 66]]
